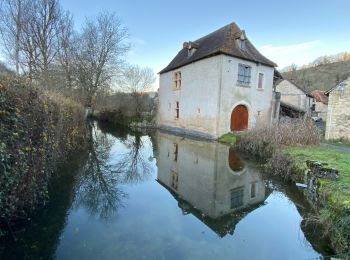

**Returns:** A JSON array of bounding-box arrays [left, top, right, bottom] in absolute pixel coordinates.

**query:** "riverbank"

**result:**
[[219, 127, 350, 257], [0, 78, 87, 236], [92, 109, 156, 130]]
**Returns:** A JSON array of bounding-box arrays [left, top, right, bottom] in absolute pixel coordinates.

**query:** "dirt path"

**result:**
[[320, 143, 350, 154]]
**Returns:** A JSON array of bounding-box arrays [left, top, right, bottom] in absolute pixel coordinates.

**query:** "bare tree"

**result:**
[[0, 0, 26, 76], [75, 12, 129, 108], [26, 0, 62, 80], [117, 64, 155, 116], [57, 10, 75, 88]]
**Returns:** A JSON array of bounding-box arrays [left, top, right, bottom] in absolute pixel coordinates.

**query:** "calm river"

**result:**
[[0, 122, 334, 259]]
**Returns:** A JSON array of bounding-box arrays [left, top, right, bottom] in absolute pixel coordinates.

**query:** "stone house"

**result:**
[[157, 22, 278, 139], [310, 90, 328, 121], [156, 132, 268, 236], [325, 76, 350, 140], [275, 79, 314, 116]]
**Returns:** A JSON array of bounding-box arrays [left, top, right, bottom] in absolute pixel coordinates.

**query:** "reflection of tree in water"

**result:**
[[119, 134, 152, 184], [74, 122, 127, 220], [74, 122, 153, 220]]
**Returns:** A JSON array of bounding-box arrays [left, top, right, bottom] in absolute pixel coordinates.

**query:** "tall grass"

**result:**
[[236, 119, 320, 179]]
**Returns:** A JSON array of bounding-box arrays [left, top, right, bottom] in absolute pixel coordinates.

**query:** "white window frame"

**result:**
[[173, 71, 181, 90], [257, 72, 264, 90]]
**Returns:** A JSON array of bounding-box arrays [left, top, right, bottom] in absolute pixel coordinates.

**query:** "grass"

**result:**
[[218, 133, 238, 144], [285, 146, 350, 208]]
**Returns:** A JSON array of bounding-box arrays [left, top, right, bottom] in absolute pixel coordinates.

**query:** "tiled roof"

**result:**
[[159, 22, 276, 74]]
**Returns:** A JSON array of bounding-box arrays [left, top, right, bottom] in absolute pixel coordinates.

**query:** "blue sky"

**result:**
[[1, 0, 349, 74], [59, 0, 350, 72]]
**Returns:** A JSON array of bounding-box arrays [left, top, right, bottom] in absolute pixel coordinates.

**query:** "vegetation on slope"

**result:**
[[282, 60, 350, 92], [0, 77, 87, 235]]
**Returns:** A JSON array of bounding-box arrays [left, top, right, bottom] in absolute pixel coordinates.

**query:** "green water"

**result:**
[[0, 122, 333, 259]]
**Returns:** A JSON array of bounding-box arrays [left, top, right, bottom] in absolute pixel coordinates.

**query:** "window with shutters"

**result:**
[[237, 64, 251, 85]]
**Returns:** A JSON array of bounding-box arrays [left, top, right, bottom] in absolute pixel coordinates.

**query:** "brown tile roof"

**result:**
[[159, 22, 277, 74], [310, 90, 328, 105]]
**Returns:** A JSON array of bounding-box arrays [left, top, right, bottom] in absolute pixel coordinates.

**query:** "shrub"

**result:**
[[0, 77, 87, 232], [236, 119, 320, 178]]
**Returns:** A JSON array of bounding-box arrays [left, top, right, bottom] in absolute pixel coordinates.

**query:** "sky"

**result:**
[[57, 0, 350, 73], [2, 0, 350, 78]]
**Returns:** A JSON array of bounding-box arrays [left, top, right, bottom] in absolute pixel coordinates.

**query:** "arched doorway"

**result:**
[[231, 105, 248, 131], [228, 148, 245, 172]]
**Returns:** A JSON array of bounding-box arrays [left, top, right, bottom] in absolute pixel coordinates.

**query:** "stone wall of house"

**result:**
[[158, 54, 275, 139], [218, 55, 275, 134], [156, 132, 266, 219], [275, 79, 312, 111], [325, 77, 350, 140], [314, 102, 328, 121], [158, 55, 222, 139]]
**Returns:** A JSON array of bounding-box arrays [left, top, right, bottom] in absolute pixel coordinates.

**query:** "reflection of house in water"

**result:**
[[156, 132, 270, 237]]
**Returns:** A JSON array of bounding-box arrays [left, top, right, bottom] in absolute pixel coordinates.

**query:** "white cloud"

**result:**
[[258, 41, 322, 68]]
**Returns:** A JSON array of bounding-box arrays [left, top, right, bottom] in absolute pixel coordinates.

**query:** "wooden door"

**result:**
[[228, 148, 245, 172], [231, 105, 248, 131]]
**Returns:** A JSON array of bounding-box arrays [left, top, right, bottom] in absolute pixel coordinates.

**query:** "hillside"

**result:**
[[282, 60, 350, 92]]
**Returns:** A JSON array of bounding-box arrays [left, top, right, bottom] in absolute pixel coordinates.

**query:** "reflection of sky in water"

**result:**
[[0, 125, 325, 260], [53, 129, 322, 260]]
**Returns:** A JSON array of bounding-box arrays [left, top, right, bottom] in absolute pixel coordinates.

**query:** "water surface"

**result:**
[[0, 122, 333, 259]]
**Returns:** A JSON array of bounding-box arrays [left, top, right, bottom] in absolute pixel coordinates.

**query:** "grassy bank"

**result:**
[[92, 108, 156, 130], [0, 77, 87, 235], [286, 146, 350, 255], [219, 122, 350, 256]]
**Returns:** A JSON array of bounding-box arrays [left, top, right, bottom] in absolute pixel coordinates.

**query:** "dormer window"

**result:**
[[188, 48, 196, 57], [183, 41, 198, 58], [236, 30, 247, 51], [239, 39, 246, 50]]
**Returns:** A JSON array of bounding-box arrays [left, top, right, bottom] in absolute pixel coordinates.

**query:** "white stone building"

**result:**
[[275, 79, 313, 114], [156, 132, 268, 236], [158, 22, 278, 139]]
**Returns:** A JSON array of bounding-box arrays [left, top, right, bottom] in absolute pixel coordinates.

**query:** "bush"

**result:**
[[236, 119, 320, 157], [236, 119, 320, 178], [0, 77, 86, 231]]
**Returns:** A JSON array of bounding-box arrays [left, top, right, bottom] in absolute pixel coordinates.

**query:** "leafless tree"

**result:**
[[75, 12, 129, 108], [0, 0, 26, 76], [117, 64, 156, 116], [57, 10, 75, 88]]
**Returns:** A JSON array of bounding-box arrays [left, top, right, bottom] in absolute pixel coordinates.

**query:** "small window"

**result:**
[[239, 39, 246, 50], [173, 71, 181, 89], [171, 170, 178, 190], [258, 73, 264, 89], [230, 187, 244, 209], [238, 64, 251, 85], [250, 182, 257, 198], [175, 101, 179, 119], [173, 143, 178, 162]]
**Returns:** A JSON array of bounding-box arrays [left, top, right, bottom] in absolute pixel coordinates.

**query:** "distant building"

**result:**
[[310, 90, 328, 121], [325, 76, 350, 140], [158, 22, 279, 139], [156, 132, 269, 237], [275, 79, 314, 117]]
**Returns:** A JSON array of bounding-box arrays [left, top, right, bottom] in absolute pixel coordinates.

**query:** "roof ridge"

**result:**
[[193, 22, 239, 44]]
